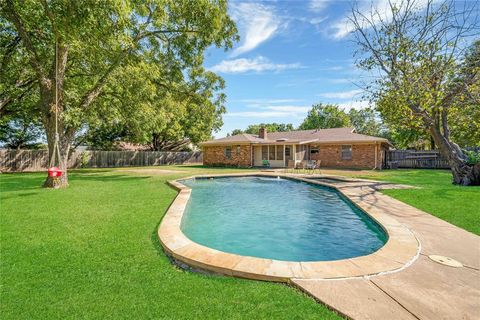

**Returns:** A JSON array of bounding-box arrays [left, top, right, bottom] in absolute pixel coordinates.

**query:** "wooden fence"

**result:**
[[384, 150, 450, 169], [0, 149, 203, 172]]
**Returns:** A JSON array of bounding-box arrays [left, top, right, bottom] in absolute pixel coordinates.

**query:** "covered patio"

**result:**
[[252, 142, 314, 168]]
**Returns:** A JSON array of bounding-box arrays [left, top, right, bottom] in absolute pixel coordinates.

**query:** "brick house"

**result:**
[[201, 127, 390, 169]]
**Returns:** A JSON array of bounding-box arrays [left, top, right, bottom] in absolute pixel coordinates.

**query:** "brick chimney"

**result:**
[[259, 127, 267, 139]]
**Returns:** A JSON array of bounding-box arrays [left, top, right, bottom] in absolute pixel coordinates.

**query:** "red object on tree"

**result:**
[[47, 167, 63, 177]]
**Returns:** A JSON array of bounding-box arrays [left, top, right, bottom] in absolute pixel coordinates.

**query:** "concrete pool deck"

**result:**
[[292, 180, 480, 319], [158, 172, 480, 319]]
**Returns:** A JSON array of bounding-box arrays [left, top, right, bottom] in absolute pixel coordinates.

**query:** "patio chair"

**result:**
[[294, 160, 307, 174], [286, 160, 295, 173], [315, 160, 321, 174], [305, 160, 316, 173], [262, 159, 270, 168], [305, 160, 315, 169]]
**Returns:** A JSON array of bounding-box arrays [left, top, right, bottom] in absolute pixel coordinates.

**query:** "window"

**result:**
[[276, 145, 284, 160], [341, 145, 352, 160], [285, 146, 291, 157], [225, 146, 232, 159], [262, 146, 268, 160], [269, 145, 276, 160], [296, 144, 307, 160], [310, 148, 319, 154], [236, 145, 241, 155]]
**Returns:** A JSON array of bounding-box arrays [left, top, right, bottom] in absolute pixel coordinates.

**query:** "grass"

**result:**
[[1, 166, 478, 319], [0, 166, 340, 320], [319, 168, 480, 235]]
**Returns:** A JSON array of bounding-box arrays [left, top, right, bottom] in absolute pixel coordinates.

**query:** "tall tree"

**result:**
[[351, 0, 480, 185], [229, 129, 244, 136], [0, 117, 44, 149], [81, 63, 228, 151], [230, 123, 294, 135], [376, 90, 433, 149], [348, 107, 385, 137], [299, 103, 351, 130], [1, 0, 237, 187], [448, 40, 480, 148]]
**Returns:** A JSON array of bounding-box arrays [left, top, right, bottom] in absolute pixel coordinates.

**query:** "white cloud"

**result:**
[[226, 111, 291, 118], [331, 0, 434, 39], [225, 100, 371, 118], [238, 98, 302, 104], [265, 105, 311, 113], [309, 0, 330, 12], [209, 56, 301, 74], [318, 89, 363, 99], [226, 105, 310, 118], [230, 3, 279, 57], [310, 16, 329, 25], [337, 100, 371, 111], [330, 78, 352, 84]]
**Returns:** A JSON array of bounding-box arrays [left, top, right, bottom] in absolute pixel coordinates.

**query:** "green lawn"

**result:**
[[1, 166, 478, 319], [0, 167, 340, 320], [320, 168, 480, 235]]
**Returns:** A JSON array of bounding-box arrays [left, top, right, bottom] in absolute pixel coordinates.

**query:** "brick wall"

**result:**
[[203, 145, 252, 167], [202, 143, 387, 169], [310, 144, 386, 169]]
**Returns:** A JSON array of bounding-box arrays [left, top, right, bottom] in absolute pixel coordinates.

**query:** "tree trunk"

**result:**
[[429, 126, 480, 186], [450, 163, 480, 186], [42, 100, 71, 188]]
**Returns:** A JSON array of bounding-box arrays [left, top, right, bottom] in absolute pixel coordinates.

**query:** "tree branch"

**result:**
[[3, 0, 47, 83], [78, 54, 126, 110], [40, 0, 59, 39], [78, 24, 197, 111]]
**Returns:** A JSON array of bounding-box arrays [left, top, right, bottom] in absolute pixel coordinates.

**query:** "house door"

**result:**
[[253, 146, 263, 166], [284, 145, 293, 167]]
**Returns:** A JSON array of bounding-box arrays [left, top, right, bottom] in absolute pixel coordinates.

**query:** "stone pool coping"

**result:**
[[158, 172, 420, 282]]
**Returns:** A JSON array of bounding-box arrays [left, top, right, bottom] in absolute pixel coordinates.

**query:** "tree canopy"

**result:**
[[298, 103, 351, 130], [298, 103, 386, 138], [351, 0, 479, 185], [1, 0, 238, 187], [230, 122, 294, 136]]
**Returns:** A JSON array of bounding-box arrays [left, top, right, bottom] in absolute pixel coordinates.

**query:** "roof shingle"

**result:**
[[201, 127, 389, 145]]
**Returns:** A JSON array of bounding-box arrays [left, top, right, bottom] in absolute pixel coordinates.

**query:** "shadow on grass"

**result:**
[[0, 173, 46, 192], [172, 164, 254, 170], [69, 173, 150, 183], [1, 171, 151, 193], [69, 168, 115, 174]]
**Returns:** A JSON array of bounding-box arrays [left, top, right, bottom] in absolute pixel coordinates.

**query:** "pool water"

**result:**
[[181, 176, 387, 261]]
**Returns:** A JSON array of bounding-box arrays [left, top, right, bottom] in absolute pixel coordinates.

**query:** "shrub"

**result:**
[[465, 151, 480, 165], [80, 151, 91, 168]]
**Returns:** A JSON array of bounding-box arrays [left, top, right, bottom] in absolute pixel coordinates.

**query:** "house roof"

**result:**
[[200, 128, 390, 146]]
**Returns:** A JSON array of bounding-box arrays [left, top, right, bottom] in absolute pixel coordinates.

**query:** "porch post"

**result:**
[[293, 145, 296, 164], [250, 144, 253, 167]]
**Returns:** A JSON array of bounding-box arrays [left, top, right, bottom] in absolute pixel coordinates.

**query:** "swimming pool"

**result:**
[[180, 176, 387, 262]]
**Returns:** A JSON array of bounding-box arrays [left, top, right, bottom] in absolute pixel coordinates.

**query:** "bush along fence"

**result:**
[[384, 150, 450, 169], [0, 149, 203, 172]]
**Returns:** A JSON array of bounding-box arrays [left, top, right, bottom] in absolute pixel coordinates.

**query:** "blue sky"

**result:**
[[205, 0, 374, 137]]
